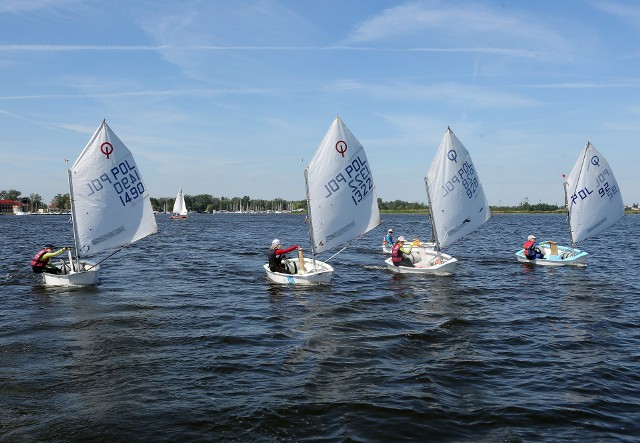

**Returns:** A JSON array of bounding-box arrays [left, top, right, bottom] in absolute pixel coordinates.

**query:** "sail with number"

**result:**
[[305, 116, 380, 254], [426, 127, 490, 249], [172, 187, 188, 216], [70, 120, 158, 257], [565, 142, 624, 244]]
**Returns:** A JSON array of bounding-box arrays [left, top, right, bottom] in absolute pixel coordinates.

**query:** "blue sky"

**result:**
[[1, 0, 639, 206]]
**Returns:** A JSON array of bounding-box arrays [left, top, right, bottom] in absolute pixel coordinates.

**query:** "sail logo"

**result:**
[[322, 155, 374, 206], [335, 140, 348, 157], [100, 142, 114, 159], [84, 159, 147, 207]]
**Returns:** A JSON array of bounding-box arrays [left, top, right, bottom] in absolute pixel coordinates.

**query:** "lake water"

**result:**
[[1, 213, 639, 442]]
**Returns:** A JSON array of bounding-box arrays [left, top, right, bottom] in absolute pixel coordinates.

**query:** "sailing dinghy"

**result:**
[[386, 127, 491, 274], [169, 187, 188, 219], [264, 116, 380, 284], [43, 120, 158, 286], [515, 141, 624, 266]]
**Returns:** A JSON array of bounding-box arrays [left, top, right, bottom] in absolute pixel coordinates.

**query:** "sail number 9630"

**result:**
[[323, 156, 374, 206]]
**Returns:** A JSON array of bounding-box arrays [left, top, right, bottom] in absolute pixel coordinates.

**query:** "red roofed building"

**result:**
[[0, 200, 27, 214]]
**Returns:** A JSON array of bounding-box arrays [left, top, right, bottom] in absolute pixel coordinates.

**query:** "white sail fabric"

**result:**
[[566, 142, 624, 244], [305, 116, 380, 254], [172, 187, 188, 216], [70, 120, 158, 257], [425, 127, 490, 249]]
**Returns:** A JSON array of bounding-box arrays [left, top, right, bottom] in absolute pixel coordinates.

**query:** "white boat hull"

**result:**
[[263, 258, 334, 284], [42, 260, 100, 286], [515, 243, 588, 266], [384, 247, 457, 275]]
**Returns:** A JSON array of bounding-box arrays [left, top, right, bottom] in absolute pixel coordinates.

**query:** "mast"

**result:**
[[424, 176, 442, 258], [304, 168, 317, 269], [567, 143, 589, 247], [68, 168, 82, 269]]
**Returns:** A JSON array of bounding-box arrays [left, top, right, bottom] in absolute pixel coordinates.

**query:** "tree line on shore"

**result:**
[[2, 188, 584, 213], [4, 188, 639, 214]]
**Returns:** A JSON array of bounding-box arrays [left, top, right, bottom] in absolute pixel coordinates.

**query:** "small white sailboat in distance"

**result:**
[[264, 116, 381, 284], [386, 127, 491, 274], [170, 186, 188, 219], [43, 120, 158, 286], [515, 141, 624, 266]]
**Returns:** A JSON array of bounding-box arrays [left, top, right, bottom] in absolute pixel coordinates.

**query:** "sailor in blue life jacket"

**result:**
[[30, 244, 70, 274], [267, 239, 300, 274], [523, 235, 544, 259], [391, 236, 414, 266], [383, 228, 394, 247]]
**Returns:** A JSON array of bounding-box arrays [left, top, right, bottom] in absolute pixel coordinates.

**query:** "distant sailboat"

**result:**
[[43, 120, 158, 286], [386, 127, 491, 274], [170, 187, 188, 219], [264, 116, 380, 284], [515, 141, 624, 266]]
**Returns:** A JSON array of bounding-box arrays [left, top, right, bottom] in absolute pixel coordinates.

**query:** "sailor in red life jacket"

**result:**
[[391, 236, 414, 267], [267, 239, 300, 274], [523, 235, 544, 259], [30, 244, 70, 274]]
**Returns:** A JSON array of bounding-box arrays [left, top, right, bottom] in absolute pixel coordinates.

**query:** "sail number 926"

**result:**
[[323, 156, 374, 206]]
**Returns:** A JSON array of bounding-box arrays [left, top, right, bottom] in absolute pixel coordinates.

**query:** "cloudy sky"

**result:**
[[1, 0, 639, 206]]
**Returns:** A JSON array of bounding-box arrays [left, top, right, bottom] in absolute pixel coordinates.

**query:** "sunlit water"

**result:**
[[1, 213, 639, 442]]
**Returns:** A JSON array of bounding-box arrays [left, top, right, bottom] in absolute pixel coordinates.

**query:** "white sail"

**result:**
[[70, 120, 158, 257], [305, 116, 380, 254], [172, 187, 188, 216], [566, 142, 624, 244], [426, 127, 490, 249]]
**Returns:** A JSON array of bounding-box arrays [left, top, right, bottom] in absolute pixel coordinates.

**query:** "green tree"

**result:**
[[0, 189, 21, 200]]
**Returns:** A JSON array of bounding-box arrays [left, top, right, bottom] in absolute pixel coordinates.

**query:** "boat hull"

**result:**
[[263, 258, 334, 284], [384, 247, 457, 275], [42, 260, 100, 286], [515, 243, 588, 266]]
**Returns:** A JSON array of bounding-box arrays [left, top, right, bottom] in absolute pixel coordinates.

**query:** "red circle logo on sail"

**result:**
[[100, 142, 114, 159], [335, 140, 348, 157]]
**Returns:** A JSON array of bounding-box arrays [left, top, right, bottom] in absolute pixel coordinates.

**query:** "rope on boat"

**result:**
[[85, 248, 123, 270]]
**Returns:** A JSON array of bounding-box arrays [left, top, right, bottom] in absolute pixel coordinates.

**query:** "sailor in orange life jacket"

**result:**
[[267, 239, 300, 274], [30, 244, 70, 274], [523, 235, 545, 259], [391, 236, 414, 267]]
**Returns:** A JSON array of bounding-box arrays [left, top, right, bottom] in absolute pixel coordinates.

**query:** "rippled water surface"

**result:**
[[1, 213, 639, 442]]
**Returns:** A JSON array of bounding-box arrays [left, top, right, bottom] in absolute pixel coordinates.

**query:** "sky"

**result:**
[[1, 0, 639, 207]]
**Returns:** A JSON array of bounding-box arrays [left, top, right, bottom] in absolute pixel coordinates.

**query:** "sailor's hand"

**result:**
[[65, 247, 72, 250]]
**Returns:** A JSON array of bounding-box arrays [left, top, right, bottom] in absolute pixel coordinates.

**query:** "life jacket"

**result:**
[[30, 249, 49, 269], [267, 248, 282, 271], [391, 243, 404, 263], [523, 240, 536, 259]]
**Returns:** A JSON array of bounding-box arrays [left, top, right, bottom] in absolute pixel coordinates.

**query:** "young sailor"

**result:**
[[267, 239, 300, 274], [523, 235, 545, 259], [391, 236, 414, 267], [383, 228, 394, 247], [30, 244, 70, 274]]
